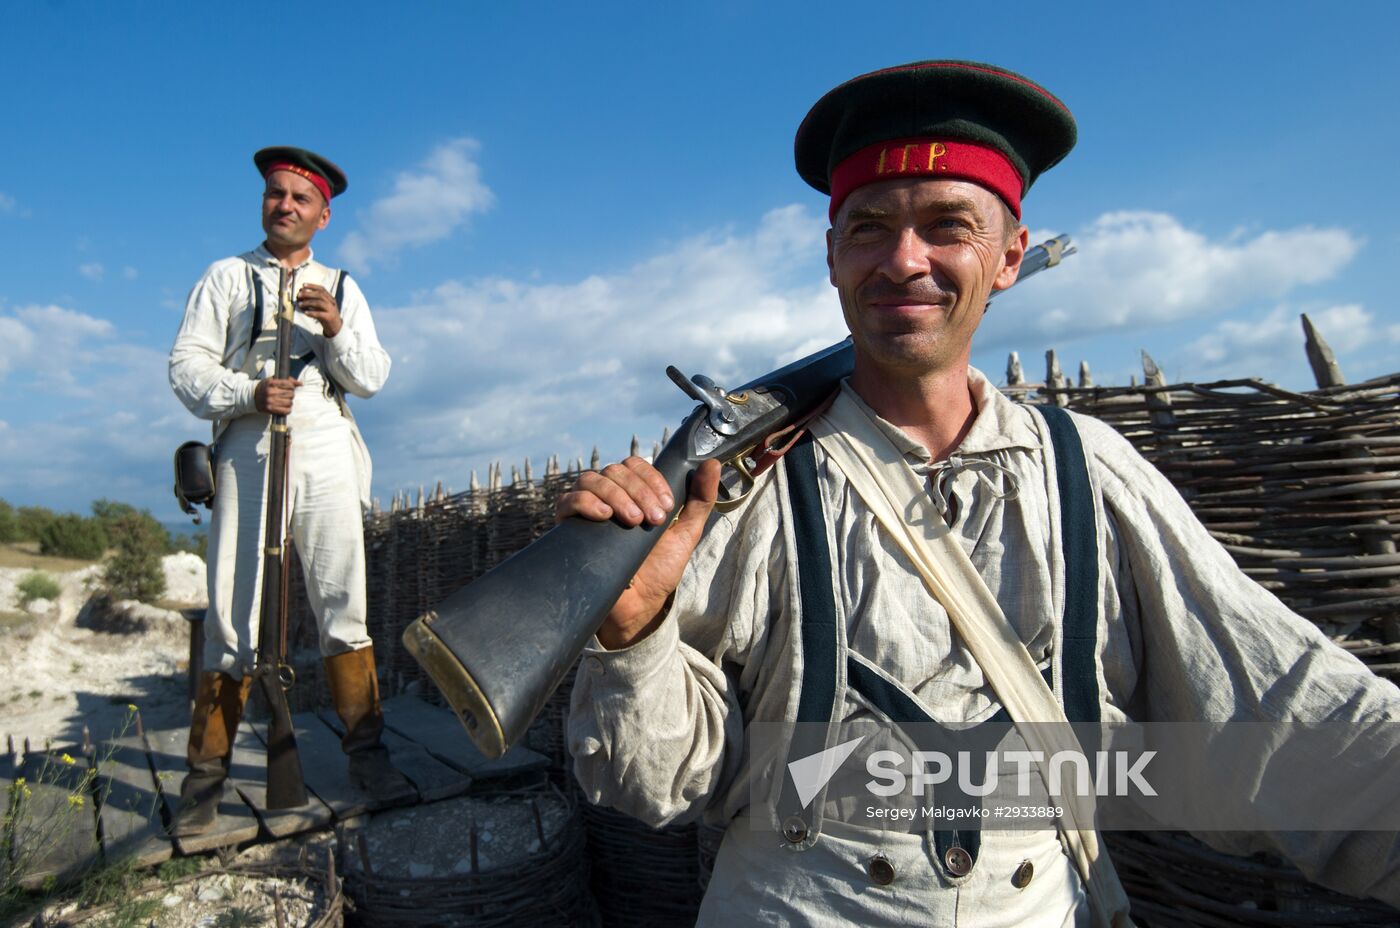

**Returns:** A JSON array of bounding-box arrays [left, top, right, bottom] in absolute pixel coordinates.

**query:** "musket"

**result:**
[[255, 266, 309, 809], [405, 234, 1076, 759]]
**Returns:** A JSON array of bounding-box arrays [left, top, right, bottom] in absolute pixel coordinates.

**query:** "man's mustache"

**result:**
[[856, 282, 953, 306]]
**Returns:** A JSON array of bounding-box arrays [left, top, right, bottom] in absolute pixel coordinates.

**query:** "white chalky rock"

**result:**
[[162, 894, 183, 907], [161, 552, 208, 606], [25, 598, 53, 615], [197, 886, 224, 902]]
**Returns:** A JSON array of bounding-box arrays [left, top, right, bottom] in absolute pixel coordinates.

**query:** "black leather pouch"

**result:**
[[173, 441, 216, 524]]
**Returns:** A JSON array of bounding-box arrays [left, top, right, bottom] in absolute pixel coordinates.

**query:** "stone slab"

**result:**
[[145, 727, 259, 855], [281, 711, 412, 820], [316, 707, 471, 803], [13, 749, 100, 890], [234, 721, 334, 838], [380, 695, 547, 780], [94, 736, 171, 868]]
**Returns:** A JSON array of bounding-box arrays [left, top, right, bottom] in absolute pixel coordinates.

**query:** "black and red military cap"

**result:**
[[253, 146, 348, 201], [794, 60, 1076, 221]]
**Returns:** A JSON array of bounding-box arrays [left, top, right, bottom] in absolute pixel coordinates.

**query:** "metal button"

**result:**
[[867, 854, 896, 885], [586, 656, 605, 675], [944, 845, 973, 877], [781, 816, 808, 844], [1012, 858, 1034, 889]]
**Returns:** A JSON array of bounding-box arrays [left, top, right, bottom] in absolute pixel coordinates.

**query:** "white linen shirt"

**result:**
[[168, 244, 390, 505]]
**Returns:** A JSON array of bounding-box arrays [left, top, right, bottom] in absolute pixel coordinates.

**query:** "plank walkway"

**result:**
[[0, 697, 547, 890]]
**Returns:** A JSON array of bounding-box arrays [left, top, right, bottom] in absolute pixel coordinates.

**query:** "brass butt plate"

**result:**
[[402, 613, 508, 759]]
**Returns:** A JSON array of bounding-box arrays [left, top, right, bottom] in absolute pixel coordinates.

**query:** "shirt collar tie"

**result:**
[[917, 454, 1021, 518]]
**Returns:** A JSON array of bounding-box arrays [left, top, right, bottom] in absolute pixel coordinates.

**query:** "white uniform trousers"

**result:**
[[203, 399, 370, 675]]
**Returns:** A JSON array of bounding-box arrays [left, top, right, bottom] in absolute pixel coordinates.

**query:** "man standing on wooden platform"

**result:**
[[168, 146, 409, 835], [562, 61, 1400, 923]]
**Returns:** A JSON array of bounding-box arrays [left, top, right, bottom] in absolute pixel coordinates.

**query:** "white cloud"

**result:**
[[123, 266, 138, 280], [1177, 303, 1377, 385], [79, 262, 104, 281], [359, 204, 836, 493], [0, 301, 191, 513], [0, 304, 115, 388], [338, 138, 494, 274], [0, 192, 16, 213], [987, 212, 1362, 348]]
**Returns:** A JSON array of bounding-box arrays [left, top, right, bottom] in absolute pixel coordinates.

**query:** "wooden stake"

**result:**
[[1045, 350, 1069, 407], [1301, 313, 1345, 388]]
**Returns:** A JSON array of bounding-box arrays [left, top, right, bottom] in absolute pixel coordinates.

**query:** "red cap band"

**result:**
[[828, 138, 1024, 222], [264, 162, 332, 203]]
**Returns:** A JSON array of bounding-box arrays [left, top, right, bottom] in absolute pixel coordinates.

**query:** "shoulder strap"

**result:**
[[1036, 405, 1101, 725], [246, 264, 265, 355], [772, 434, 843, 849]]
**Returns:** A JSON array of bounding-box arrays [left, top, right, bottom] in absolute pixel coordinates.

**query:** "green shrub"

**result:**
[[16, 505, 55, 542], [170, 531, 208, 561], [92, 500, 172, 553], [0, 500, 18, 544], [17, 572, 60, 605], [102, 515, 166, 602], [37, 514, 107, 560]]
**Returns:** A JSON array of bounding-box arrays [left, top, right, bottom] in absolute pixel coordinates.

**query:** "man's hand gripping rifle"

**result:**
[[404, 235, 1076, 759]]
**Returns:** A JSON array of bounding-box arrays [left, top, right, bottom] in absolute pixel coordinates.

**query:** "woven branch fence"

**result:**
[[285, 314, 1399, 926]]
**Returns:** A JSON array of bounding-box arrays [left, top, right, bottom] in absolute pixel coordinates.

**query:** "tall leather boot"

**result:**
[[324, 646, 415, 801], [170, 672, 251, 837]]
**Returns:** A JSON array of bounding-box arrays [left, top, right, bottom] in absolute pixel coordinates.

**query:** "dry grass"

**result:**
[[0, 542, 97, 573]]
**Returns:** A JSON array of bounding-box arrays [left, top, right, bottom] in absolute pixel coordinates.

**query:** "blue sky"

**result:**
[[2, 1, 1397, 515]]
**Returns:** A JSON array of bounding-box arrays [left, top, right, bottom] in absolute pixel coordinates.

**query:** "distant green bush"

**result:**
[[103, 514, 167, 602], [169, 531, 208, 561], [92, 499, 172, 552], [38, 514, 107, 560], [17, 572, 60, 605], [16, 505, 56, 542], [0, 500, 18, 544]]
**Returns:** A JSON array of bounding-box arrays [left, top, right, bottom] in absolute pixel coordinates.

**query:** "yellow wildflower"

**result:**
[[22, 786, 32, 799], [126, 704, 138, 713], [60, 753, 76, 765], [13, 777, 24, 787], [67, 794, 84, 809]]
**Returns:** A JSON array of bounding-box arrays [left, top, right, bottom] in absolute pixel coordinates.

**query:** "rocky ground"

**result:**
[[0, 553, 206, 750], [27, 833, 342, 928], [0, 562, 356, 928]]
